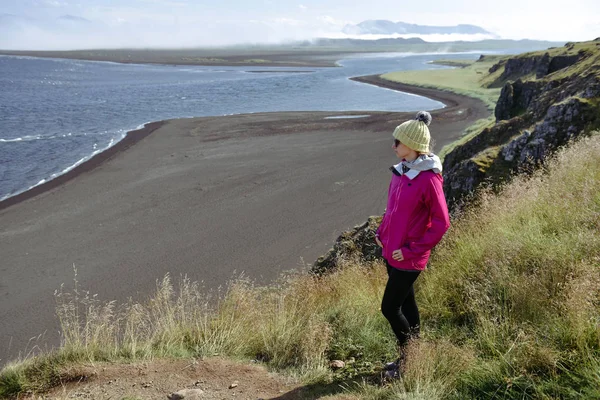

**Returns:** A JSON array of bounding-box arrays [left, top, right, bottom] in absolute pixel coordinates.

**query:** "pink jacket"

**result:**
[[377, 169, 450, 271]]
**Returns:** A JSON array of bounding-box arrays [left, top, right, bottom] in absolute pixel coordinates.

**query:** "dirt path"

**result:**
[[29, 358, 298, 399], [29, 358, 365, 400]]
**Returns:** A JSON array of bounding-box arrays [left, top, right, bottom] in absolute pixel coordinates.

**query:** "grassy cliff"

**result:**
[[1, 133, 599, 399]]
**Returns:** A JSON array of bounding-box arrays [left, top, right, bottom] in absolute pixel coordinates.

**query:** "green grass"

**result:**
[[517, 39, 599, 61], [381, 56, 504, 110], [428, 59, 476, 68], [549, 41, 600, 80], [438, 116, 496, 160], [471, 145, 502, 172], [2, 134, 599, 399]]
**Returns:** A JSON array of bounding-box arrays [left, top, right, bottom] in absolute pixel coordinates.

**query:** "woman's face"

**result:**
[[393, 139, 413, 159]]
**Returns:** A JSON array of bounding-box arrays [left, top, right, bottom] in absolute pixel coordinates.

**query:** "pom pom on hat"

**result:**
[[392, 111, 432, 153], [415, 111, 432, 126]]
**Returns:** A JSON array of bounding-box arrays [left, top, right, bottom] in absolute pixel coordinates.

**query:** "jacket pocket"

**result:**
[[401, 241, 416, 261]]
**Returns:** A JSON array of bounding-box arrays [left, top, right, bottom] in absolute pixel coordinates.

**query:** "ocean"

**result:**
[[0, 51, 482, 201]]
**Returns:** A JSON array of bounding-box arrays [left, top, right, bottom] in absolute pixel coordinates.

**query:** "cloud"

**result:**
[[4, 2, 594, 50], [0, 12, 365, 49], [1, 13, 320, 49], [39, 0, 68, 6], [133, 0, 189, 6], [317, 15, 346, 27], [272, 17, 303, 27]]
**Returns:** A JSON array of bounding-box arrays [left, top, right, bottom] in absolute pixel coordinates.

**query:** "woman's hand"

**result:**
[[375, 236, 383, 248], [392, 249, 404, 261]]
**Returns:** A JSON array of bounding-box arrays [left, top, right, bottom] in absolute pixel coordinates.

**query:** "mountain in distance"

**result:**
[[343, 19, 495, 36], [308, 36, 427, 47]]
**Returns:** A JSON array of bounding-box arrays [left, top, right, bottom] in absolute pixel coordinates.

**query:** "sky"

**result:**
[[1, 0, 599, 50]]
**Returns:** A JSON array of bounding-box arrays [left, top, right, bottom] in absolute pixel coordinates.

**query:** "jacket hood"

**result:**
[[392, 154, 443, 180]]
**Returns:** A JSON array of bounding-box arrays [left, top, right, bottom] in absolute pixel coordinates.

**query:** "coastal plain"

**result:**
[[0, 48, 346, 67], [0, 81, 488, 364]]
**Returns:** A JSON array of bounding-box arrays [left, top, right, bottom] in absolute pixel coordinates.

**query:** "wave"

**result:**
[[0, 129, 126, 144], [135, 121, 154, 130], [50, 156, 87, 179], [0, 132, 75, 143], [0, 135, 43, 143], [1, 122, 150, 146], [1, 155, 88, 201]]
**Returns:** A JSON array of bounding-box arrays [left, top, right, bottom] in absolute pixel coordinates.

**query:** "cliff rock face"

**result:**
[[494, 80, 542, 121], [311, 217, 382, 274], [490, 51, 581, 85], [501, 55, 547, 79], [443, 40, 600, 209], [546, 54, 580, 75], [489, 52, 586, 87]]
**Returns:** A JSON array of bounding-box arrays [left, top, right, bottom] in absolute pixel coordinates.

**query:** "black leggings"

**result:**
[[381, 261, 421, 346]]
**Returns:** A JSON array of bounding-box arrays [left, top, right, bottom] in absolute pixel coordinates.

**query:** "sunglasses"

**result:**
[[393, 139, 401, 147]]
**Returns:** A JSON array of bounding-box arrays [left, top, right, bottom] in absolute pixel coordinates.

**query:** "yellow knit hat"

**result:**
[[392, 111, 432, 153]]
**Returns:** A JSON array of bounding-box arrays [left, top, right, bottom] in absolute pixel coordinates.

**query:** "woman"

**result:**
[[375, 111, 450, 377]]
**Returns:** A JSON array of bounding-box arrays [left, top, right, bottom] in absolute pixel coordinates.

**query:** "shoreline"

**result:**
[[350, 75, 463, 108], [0, 77, 489, 212]]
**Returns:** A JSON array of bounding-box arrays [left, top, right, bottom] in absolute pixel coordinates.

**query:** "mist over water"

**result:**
[[0, 52, 482, 201]]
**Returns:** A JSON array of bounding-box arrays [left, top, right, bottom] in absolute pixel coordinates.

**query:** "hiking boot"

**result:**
[[383, 358, 401, 380], [383, 365, 400, 379], [384, 361, 398, 371]]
